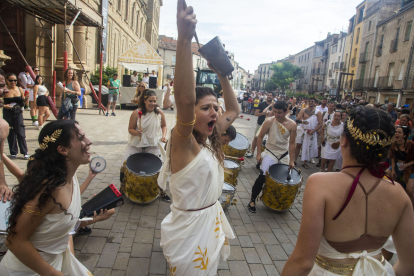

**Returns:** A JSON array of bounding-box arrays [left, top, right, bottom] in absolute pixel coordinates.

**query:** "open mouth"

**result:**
[[207, 120, 216, 131]]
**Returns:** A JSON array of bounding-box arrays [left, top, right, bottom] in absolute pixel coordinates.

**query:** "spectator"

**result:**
[[60, 68, 81, 120], [395, 108, 413, 128], [398, 114, 411, 129], [387, 102, 398, 122], [252, 95, 260, 115], [17, 67, 33, 111], [3, 73, 29, 159], [131, 71, 139, 86], [33, 75, 50, 130], [242, 91, 249, 113], [142, 73, 149, 87], [132, 81, 146, 104], [106, 73, 121, 116], [247, 96, 253, 114]]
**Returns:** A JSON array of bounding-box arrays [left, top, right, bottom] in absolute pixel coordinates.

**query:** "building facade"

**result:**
[[326, 32, 347, 97], [293, 46, 314, 93]]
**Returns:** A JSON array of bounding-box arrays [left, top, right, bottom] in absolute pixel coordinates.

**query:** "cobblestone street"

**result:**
[[1, 108, 321, 276]]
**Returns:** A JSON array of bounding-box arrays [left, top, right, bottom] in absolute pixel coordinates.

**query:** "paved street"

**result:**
[[1, 107, 321, 276]]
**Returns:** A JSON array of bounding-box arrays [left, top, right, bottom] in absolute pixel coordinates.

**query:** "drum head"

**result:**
[[224, 159, 240, 169], [90, 156, 107, 173], [223, 182, 235, 192], [268, 164, 301, 184], [126, 153, 162, 175], [228, 132, 249, 150]]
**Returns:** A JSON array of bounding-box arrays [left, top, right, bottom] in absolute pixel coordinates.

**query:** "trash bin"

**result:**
[[79, 88, 84, 108]]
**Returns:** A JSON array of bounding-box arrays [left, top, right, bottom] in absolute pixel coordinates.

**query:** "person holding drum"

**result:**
[[158, 1, 238, 274], [124, 89, 169, 202], [281, 106, 414, 276], [249, 101, 297, 213], [221, 125, 236, 145], [320, 110, 344, 172]]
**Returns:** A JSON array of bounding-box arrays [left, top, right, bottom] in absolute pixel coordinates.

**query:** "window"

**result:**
[[405, 21, 412, 41], [308, 53, 310, 60], [117, 0, 122, 11], [339, 39, 342, 52], [356, 28, 360, 44], [172, 55, 176, 65], [131, 5, 135, 28], [125, 0, 129, 20], [395, 27, 400, 50], [136, 12, 140, 34], [368, 21, 372, 31], [398, 61, 405, 80], [358, 7, 365, 24]]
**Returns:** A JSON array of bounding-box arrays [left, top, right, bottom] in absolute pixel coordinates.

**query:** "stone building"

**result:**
[[254, 55, 295, 91], [365, 0, 414, 105], [342, 15, 357, 99], [326, 32, 347, 97], [293, 46, 315, 93], [0, 0, 162, 107], [353, 0, 401, 103]]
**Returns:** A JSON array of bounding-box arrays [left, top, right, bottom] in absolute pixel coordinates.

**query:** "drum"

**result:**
[[219, 182, 235, 209], [262, 164, 302, 211], [120, 153, 162, 204], [224, 159, 240, 187], [223, 132, 250, 163]]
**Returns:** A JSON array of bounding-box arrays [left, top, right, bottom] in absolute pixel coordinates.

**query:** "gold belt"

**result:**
[[315, 254, 385, 275]]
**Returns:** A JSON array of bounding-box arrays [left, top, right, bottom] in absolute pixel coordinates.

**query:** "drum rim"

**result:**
[[227, 132, 250, 150], [224, 159, 240, 169], [223, 182, 235, 191], [126, 153, 162, 177], [267, 164, 302, 186], [90, 156, 107, 172]]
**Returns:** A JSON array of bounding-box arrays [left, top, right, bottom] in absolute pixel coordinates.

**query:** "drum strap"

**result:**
[[266, 147, 289, 163]]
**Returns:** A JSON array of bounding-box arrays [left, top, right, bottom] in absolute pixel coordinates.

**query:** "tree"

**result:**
[[90, 67, 122, 86], [267, 61, 303, 92]]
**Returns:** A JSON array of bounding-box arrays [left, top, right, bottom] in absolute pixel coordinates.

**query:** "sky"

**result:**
[[159, 0, 365, 73]]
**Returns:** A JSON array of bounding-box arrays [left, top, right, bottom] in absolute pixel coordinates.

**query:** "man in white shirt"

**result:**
[[131, 71, 139, 87], [316, 97, 328, 113], [142, 73, 149, 88], [17, 69, 33, 110]]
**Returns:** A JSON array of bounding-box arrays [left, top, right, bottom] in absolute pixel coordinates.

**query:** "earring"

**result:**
[[65, 154, 71, 161]]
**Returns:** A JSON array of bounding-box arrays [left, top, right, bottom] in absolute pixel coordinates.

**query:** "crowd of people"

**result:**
[[0, 1, 413, 275]]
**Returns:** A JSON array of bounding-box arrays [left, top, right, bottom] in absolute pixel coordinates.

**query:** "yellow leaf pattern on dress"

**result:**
[[193, 246, 208, 270], [167, 257, 177, 276], [87, 271, 93, 276], [215, 216, 221, 238], [278, 123, 286, 135]]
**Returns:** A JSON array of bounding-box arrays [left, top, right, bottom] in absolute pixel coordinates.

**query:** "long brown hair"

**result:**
[[193, 87, 224, 167], [138, 89, 159, 116], [63, 68, 77, 83]]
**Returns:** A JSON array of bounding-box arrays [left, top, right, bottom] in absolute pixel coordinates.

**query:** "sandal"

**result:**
[[160, 192, 171, 203], [302, 163, 309, 169], [248, 201, 256, 213]]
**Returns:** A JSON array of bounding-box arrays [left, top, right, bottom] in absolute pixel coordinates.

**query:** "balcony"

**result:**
[[312, 68, 317, 75], [340, 62, 346, 71], [390, 40, 398, 53], [376, 45, 383, 57], [334, 62, 340, 70], [393, 78, 405, 89], [351, 57, 356, 67], [378, 76, 395, 88], [359, 52, 368, 63], [353, 79, 363, 89], [320, 68, 326, 75], [330, 79, 337, 87], [322, 49, 329, 58], [328, 69, 333, 77]]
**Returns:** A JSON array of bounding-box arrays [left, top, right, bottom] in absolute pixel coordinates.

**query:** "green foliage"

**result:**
[[90, 67, 118, 85], [268, 61, 303, 91], [285, 90, 324, 100]]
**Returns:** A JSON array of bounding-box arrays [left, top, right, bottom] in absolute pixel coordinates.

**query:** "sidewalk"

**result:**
[[1, 108, 320, 276]]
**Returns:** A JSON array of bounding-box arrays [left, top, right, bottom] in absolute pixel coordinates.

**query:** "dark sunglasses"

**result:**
[[34, 69, 40, 72], [7, 79, 18, 82]]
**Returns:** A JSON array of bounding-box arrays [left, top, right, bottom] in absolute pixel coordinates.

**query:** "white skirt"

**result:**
[[321, 142, 341, 160], [308, 261, 395, 276]]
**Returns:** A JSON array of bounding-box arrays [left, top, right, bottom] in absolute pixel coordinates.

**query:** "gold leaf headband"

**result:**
[[39, 129, 62, 151], [347, 118, 393, 147]]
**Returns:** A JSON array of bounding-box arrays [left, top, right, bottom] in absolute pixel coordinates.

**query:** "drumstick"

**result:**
[[225, 156, 244, 161], [138, 111, 142, 141], [182, 0, 201, 49]]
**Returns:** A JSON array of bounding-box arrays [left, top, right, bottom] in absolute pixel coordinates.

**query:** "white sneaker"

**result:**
[[32, 121, 39, 127], [311, 158, 316, 164], [26, 107, 31, 111]]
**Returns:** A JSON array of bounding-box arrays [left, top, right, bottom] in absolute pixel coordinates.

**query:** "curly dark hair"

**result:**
[[138, 89, 160, 116], [273, 101, 288, 112], [194, 87, 224, 167], [6, 120, 80, 242], [343, 106, 395, 166]]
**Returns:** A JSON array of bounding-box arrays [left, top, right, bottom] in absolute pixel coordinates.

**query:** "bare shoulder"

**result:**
[[284, 117, 297, 131], [157, 108, 164, 116]]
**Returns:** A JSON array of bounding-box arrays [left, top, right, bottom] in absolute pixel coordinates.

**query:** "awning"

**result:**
[[118, 37, 163, 72], [2, 0, 102, 27]]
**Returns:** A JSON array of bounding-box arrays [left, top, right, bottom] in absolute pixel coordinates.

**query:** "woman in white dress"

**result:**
[[0, 120, 109, 275], [158, 1, 239, 275], [321, 110, 343, 172], [281, 106, 414, 276], [124, 89, 169, 201]]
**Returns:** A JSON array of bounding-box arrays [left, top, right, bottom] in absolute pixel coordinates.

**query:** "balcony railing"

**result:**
[[340, 62, 346, 71], [376, 45, 383, 57], [330, 79, 337, 87], [351, 57, 356, 67], [353, 79, 363, 89], [334, 62, 340, 69], [328, 69, 333, 77], [322, 49, 329, 58], [393, 78, 405, 89], [378, 76, 395, 88], [320, 69, 326, 75], [359, 52, 368, 63], [390, 40, 398, 53], [312, 68, 317, 75]]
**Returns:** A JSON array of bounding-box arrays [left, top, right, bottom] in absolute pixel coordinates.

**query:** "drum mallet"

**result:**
[[138, 111, 142, 141], [225, 156, 245, 161]]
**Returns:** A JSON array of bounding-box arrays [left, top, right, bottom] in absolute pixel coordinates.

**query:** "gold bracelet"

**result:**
[[175, 127, 192, 138], [176, 115, 196, 126], [23, 205, 44, 216]]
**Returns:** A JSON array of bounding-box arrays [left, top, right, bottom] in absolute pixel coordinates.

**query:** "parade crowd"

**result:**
[[0, 0, 413, 275]]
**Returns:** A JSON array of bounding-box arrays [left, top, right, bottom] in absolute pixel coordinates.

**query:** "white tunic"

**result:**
[[296, 110, 321, 161], [159, 142, 235, 276], [0, 176, 92, 275], [321, 120, 343, 160], [309, 237, 395, 276], [265, 119, 290, 165]]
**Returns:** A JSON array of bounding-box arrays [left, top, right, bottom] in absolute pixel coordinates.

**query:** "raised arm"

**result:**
[[214, 63, 240, 135], [162, 83, 173, 109], [172, 0, 197, 143]]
